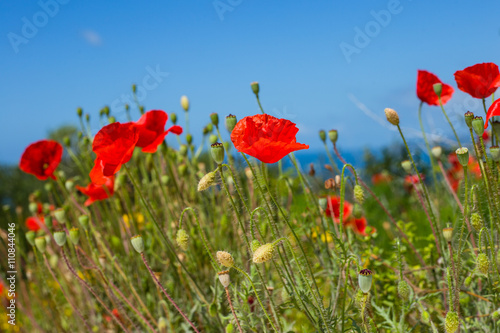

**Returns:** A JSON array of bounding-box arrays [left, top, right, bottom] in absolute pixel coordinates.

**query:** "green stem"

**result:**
[[439, 97, 461, 146], [418, 101, 439, 187]]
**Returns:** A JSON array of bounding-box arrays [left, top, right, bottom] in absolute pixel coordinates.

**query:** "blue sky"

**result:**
[[2, 0, 500, 164]]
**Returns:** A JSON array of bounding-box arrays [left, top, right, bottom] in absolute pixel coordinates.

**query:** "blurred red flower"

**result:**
[[485, 98, 500, 129], [19, 140, 63, 180], [90, 122, 138, 184], [345, 217, 370, 236], [76, 176, 115, 206], [325, 196, 353, 223], [230, 114, 309, 163], [26, 216, 43, 231], [454, 62, 500, 99], [404, 174, 420, 185], [371, 172, 392, 185], [417, 70, 454, 106], [135, 110, 183, 153], [446, 153, 481, 191]]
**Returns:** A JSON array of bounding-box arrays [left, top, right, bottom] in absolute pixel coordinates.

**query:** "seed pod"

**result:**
[[210, 113, 219, 127], [69, 228, 80, 245], [328, 129, 338, 144], [26, 231, 36, 246], [54, 231, 67, 247], [211, 143, 225, 165], [54, 208, 67, 224], [464, 111, 474, 128], [35, 236, 47, 253], [217, 270, 231, 288], [250, 82, 259, 96], [78, 215, 89, 230], [442, 227, 453, 243], [225, 114, 237, 133], [358, 269, 373, 293], [319, 130, 326, 143], [455, 147, 469, 167]]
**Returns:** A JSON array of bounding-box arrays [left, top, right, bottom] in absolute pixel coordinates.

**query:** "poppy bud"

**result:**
[[397, 280, 411, 301], [490, 146, 500, 162], [35, 236, 47, 253], [217, 270, 231, 288], [358, 269, 373, 293], [63, 136, 71, 147], [433, 83, 442, 98], [198, 171, 216, 191], [210, 113, 219, 127], [179, 144, 188, 157], [54, 208, 67, 224], [176, 229, 189, 251], [211, 143, 225, 165], [308, 163, 315, 176], [186, 134, 193, 145], [65, 180, 75, 192], [251, 239, 261, 253], [208, 134, 218, 145], [442, 226, 453, 243], [328, 129, 338, 144], [455, 147, 469, 167], [28, 202, 38, 214], [225, 114, 237, 133], [354, 185, 364, 204], [139, 106, 145, 114], [250, 81, 260, 96], [69, 228, 80, 245], [401, 160, 412, 174], [472, 116, 485, 136], [78, 215, 89, 230], [318, 198, 327, 210], [463, 111, 474, 128], [161, 175, 170, 185], [77, 107, 83, 117], [431, 146, 442, 159], [319, 130, 326, 143], [108, 116, 116, 124], [421, 310, 430, 324], [26, 231, 36, 246], [477, 253, 489, 275], [445, 311, 459, 333], [132, 84, 137, 93], [384, 108, 400, 126], [178, 164, 187, 176], [253, 243, 275, 263], [353, 203, 363, 219], [180, 95, 189, 111], [54, 231, 67, 247], [206, 123, 214, 132], [216, 251, 234, 268], [131, 235, 145, 254], [170, 112, 178, 125], [471, 213, 483, 231], [82, 136, 90, 146], [202, 126, 209, 136]]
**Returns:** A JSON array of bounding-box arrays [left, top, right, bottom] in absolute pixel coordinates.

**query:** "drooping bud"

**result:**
[[472, 116, 485, 136], [464, 111, 474, 128], [225, 114, 237, 133], [26, 231, 36, 246], [384, 108, 400, 126], [328, 129, 338, 144], [490, 146, 500, 162], [445, 311, 459, 333], [471, 213, 483, 231], [131, 235, 145, 254], [54, 231, 67, 247], [35, 236, 47, 253], [433, 83, 442, 98], [477, 253, 489, 275], [69, 228, 80, 245], [250, 239, 261, 253], [455, 147, 469, 167], [198, 172, 216, 191], [211, 143, 225, 165], [431, 146, 442, 159], [442, 226, 453, 243], [354, 185, 364, 204], [397, 280, 411, 300], [250, 81, 259, 96], [176, 229, 189, 251], [401, 160, 412, 174], [253, 243, 275, 263], [358, 269, 373, 293], [180, 95, 189, 111], [217, 270, 231, 288], [170, 112, 178, 125], [216, 251, 234, 268], [319, 130, 326, 143], [210, 113, 219, 127]]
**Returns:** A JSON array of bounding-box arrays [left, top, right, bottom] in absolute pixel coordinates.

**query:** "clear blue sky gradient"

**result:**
[[2, 0, 500, 164]]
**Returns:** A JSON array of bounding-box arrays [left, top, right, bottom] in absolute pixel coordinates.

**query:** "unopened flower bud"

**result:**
[[384, 108, 399, 126], [28, 202, 38, 214], [471, 213, 482, 231], [69, 228, 80, 245], [250, 81, 259, 96], [319, 130, 326, 143], [78, 215, 89, 230], [186, 134, 193, 145], [490, 146, 500, 162], [176, 229, 189, 251], [26, 231, 36, 246], [217, 251, 234, 268], [209, 134, 218, 145], [210, 113, 219, 127], [77, 107, 83, 117], [131, 235, 145, 254], [472, 116, 485, 136], [225, 114, 237, 133], [108, 116, 116, 124], [358, 269, 373, 293], [178, 164, 187, 176], [198, 171, 216, 191], [217, 270, 231, 288], [445, 311, 459, 333], [54, 231, 67, 247], [433, 82, 442, 97], [397, 280, 411, 300], [54, 208, 67, 224], [328, 129, 338, 144], [179, 144, 188, 157], [431, 146, 442, 159], [180, 95, 189, 111], [455, 147, 469, 167], [170, 112, 178, 125], [401, 160, 412, 174], [253, 243, 275, 263], [354, 184, 364, 204], [35, 236, 47, 253], [477, 253, 489, 275], [211, 143, 225, 165]]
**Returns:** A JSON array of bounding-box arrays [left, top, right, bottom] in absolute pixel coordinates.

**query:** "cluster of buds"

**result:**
[[325, 175, 341, 190]]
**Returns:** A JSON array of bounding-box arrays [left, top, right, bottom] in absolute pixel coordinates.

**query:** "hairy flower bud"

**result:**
[[217, 251, 234, 268], [477, 253, 489, 275], [176, 229, 189, 251], [180, 95, 189, 111], [251, 239, 261, 253], [252, 243, 275, 263], [384, 108, 400, 126], [170, 112, 178, 125], [471, 213, 483, 231], [354, 184, 364, 204], [198, 171, 216, 191], [445, 311, 459, 333], [397, 280, 411, 301]]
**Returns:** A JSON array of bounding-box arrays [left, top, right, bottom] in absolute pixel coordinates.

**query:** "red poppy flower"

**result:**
[[19, 140, 63, 180], [404, 174, 420, 185], [230, 114, 309, 164], [416, 70, 454, 106], [345, 217, 368, 236], [454, 63, 500, 99], [76, 176, 115, 206], [90, 122, 138, 184], [26, 216, 43, 231], [371, 172, 392, 185], [485, 98, 500, 128], [325, 196, 353, 223], [135, 110, 183, 153]]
